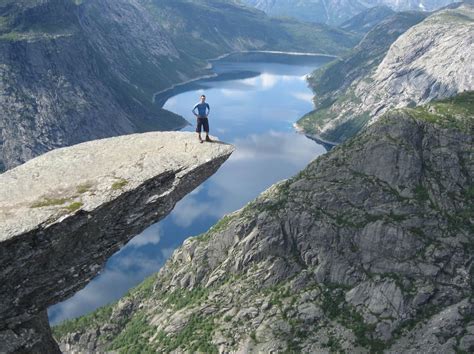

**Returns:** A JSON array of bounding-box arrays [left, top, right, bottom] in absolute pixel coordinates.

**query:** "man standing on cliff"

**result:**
[[193, 94, 212, 143]]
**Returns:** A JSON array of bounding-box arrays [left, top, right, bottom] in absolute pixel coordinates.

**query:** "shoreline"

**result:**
[[152, 73, 218, 104], [152, 50, 338, 106], [209, 50, 340, 62], [293, 123, 338, 150], [155, 50, 339, 142]]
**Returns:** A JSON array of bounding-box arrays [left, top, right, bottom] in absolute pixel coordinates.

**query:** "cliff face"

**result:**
[[0, 0, 196, 171], [339, 6, 395, 34], [55, 93, 473, 353], [297, 4, 474, 144], [0, 0, 358, 172], [0, 132, 234, 353]]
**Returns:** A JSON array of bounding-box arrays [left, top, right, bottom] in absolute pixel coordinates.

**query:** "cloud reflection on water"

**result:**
[[171, 130, 324, 228], [48, 57, 330, 325], [49, 233, 166, 324]]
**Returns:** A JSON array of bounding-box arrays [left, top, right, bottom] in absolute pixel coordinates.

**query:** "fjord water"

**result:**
[[49, 53, 332, 324]]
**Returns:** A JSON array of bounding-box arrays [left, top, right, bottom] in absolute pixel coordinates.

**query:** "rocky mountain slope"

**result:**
[[0, 131, 233, 353], [241, 0, 368, 25], [365, 0, 460, 11], [0, 0, 195, 171], [340, 6, 395, 34], [54, 92, 473, 353], [0, 0, 358, 172], [296, 3, 473, 144], [240, 0, 458, 24]]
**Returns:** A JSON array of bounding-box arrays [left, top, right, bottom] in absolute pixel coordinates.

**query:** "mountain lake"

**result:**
[[49, 52, 334, 324]]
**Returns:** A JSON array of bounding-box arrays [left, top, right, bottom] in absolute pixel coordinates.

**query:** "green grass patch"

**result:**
[[154, 314, 218, 353], [125, 273, 158, 299], [31, 197, 70, 208], [320, 285, 386, 352], [195, 212, 237, 243], [108, 312, 154, 352], [76, 182, 93, 194], [163, 287, 210, 310], [414, 185, 429, 202], [65, 201, 83, 212], [52, 304, 114, 340], [464, 185, 474, 201], [404, 91, 474, 133], [112, 178, 129, 190]]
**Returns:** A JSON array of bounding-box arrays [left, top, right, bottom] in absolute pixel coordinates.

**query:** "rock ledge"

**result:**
[[0, 131, 233, 353]]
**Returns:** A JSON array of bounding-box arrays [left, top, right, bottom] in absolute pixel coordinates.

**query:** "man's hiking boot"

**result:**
[[199, 138, 204, 143], [206, 136, 213, 142]]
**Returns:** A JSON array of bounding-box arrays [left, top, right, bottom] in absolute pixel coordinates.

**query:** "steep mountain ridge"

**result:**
[[55, 92, 473, 353], [0, 0, 358, 171], [240, 0, 459, 24], [297, 3, 473, 144], [0, 0, 196, 171], [241, 0, 368, 25], [340, 6, 395, 34]]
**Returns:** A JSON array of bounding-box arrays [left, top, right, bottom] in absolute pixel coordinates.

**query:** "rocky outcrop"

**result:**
[[54, 94, 473, 352], [0, 132, 234, 353], [297, 3, 473, 143], [340, 5, 395, 34]]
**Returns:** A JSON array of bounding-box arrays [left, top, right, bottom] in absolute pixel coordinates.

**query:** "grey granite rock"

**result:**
[[0, 0, 357, 172], [54, 95, 472, 352], [242, 0, 458, 25], [0, 131, 233, 353], [297, 4, 473, 143], [0, 0, 197, 171]]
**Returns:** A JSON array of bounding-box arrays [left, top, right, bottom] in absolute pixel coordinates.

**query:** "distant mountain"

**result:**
[[340, 6, 395, 33], [240, 0, 460, 24], [296, 3, 474, 144], [0, 0, 358, 171], [362, 0, 461, 11], [240, 0, 368, 25]]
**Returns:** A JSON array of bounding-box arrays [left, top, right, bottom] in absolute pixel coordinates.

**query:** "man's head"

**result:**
[[200, 94, 206, 103]]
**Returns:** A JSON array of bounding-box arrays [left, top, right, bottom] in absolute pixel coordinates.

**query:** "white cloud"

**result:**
[[48, 59, 329, 326], [174, 131, 325, 218], [241, 76, 259, 87], [164, 97, 177, 110], [161, 247, 175, 260], [49, 255, 163, 325], [220, 88, 248, 98], [292, 92, 314, 103], [260, 73, 279, 89], [189, 184, 204, 196], [171, 196, 213, 228], [127, 226, 161, 247]]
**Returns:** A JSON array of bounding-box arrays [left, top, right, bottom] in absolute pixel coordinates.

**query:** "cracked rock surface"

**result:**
[[0, 131, 233, 353], [55, 96, 472, 353], [297, 4, 474, 144]]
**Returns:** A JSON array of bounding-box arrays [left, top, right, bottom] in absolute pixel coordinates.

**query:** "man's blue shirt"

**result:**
[[193, 102, 210, 118]]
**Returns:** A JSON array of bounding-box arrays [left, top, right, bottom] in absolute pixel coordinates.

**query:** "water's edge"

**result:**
[[153, 50, 338, 108]]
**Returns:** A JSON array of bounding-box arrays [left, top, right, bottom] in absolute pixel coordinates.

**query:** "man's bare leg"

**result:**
[[198, 133, 203, 143]]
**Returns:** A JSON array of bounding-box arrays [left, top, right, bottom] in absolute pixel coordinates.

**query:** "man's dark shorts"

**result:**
[[196, 117, 209, 133]]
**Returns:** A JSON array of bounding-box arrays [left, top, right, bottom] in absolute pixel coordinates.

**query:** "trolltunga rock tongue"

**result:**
[[0, 131, 233, 353]]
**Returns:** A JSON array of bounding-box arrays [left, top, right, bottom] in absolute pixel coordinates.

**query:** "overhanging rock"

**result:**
[[0, 131, 234, 353]]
